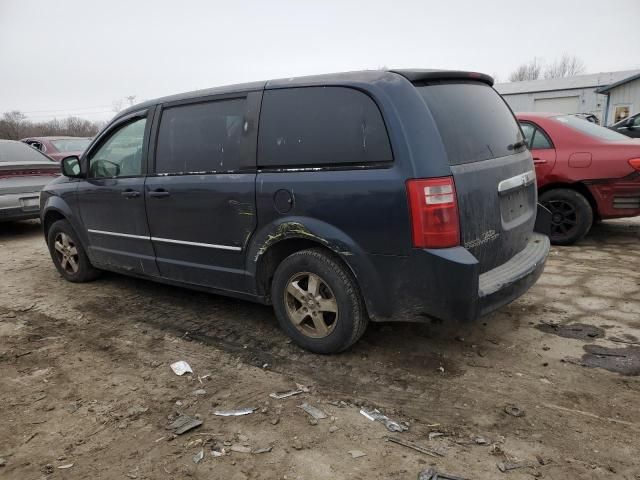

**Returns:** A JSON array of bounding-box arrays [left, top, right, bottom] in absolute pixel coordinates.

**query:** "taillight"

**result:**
[[629, 158, 640, 171], [406, 176, 460, 248]]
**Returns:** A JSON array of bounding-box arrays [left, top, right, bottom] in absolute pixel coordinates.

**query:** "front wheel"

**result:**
[[271, 248, 368, 354], [539, 188, 593, 245], [47, 219, 101, 282]]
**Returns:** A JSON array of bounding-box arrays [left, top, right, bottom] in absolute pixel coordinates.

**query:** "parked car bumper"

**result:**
[[587, 172, 640, 219], [364, 233, 549, 323], [0, 191, 42, 222]]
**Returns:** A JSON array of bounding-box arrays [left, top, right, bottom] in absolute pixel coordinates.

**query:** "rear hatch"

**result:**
[[415, 79, 536, 273]]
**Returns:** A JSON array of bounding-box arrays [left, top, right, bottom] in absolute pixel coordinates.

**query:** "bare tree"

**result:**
[[508, 58, 543, 82], [0, 111, 103, 139], [0, 111, 28, 139], [125, 95, 137, 107], [544, 54, 586, 79]]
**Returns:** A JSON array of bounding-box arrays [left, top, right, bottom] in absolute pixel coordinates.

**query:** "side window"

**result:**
[[633, 115, 640, 127], [258, 87, 392, 167], [519, 123, 535, 148], [88, 117, 147, 178], [531, 128, 553, 149], [155, 98, 247, 174]]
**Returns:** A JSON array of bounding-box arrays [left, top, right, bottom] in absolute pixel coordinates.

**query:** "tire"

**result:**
[[539, 188, 593, 245], [47, 219, 101, 282], [271, 248, 368, 354]]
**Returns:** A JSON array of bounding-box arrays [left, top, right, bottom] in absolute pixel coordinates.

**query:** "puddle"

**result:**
[[575, 345, 640, 376], [536, 322, 604, 341]]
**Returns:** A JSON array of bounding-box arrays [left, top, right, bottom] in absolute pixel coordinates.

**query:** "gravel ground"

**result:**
[[1, 218, 639, 480]]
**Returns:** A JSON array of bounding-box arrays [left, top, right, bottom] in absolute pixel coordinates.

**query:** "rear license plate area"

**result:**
[[500, 187, 533, 224]]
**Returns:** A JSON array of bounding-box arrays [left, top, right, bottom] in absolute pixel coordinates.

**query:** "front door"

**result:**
[[78, 110, 159, 276], [144, 93, 261, 292]]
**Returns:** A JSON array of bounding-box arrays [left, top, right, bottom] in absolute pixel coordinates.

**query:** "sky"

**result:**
[[1, 0, 638, 122]]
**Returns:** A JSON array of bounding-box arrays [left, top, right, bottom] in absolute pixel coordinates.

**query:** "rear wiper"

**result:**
[[507, 140, 527, 151]]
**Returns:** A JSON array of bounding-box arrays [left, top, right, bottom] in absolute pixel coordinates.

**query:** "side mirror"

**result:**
[[61, 156, 82, 178]]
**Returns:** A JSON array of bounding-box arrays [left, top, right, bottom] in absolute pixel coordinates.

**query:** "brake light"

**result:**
[[406, 176, 460, 248], [629, 158, 640, 171]]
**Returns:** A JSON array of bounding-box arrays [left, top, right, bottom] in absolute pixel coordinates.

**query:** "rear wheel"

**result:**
[[47, 219, 101, 282], [540, 188, 593, 245], [271, 248, 367, 354]]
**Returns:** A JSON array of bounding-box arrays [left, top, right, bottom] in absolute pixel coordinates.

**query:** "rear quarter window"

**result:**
[[258, 87, 392, 168], [416, 81, 524, 165]]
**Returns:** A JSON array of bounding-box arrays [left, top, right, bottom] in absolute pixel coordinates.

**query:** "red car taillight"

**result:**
[[406, 176, 460, 248], [629, 158, 640, 171]]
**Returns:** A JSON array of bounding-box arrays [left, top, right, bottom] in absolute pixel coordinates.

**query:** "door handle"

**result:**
[[121, 189, 140, 198], [532, 157, 547, 164], [148, 189, 170, 198]]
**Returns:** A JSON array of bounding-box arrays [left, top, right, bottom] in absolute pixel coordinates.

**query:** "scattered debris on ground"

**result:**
[[385, 436, 444, 458], [212, 408, 256, 416], [166, 414, 203, 434], [360, 408, 408, 432], [169, 360, 192, 376], [298, 402, 327, 420]]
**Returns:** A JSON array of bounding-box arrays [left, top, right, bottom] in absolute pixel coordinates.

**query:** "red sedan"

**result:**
[[516, 113, 640, 245], [21, 136, 91, 162]]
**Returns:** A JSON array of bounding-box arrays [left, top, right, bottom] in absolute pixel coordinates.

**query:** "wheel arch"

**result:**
[[538, 182, 599, 219], [247, 218, 386, 320]]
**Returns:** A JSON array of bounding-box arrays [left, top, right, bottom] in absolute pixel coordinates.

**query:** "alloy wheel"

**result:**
[[54, 232, 79, 274], [284, 272, 338, 339], [544, 199, 578, 237]]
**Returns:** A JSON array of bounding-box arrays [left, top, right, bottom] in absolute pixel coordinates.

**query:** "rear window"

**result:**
[[258, 87, 392, 168], [51, 138, 91, 152], [555, 115, 630, 141], [416, 81, 524, 165], [0, 141, 53, 163], [155, 98, 247, 174]]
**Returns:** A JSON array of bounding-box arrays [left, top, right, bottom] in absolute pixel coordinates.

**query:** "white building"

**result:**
[[495, 70, 640, 126], [595, 72, 640, 125]]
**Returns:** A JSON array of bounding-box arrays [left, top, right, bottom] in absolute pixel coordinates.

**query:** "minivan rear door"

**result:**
[[415, 80, 537, 273], [144, 92, 261, 292]]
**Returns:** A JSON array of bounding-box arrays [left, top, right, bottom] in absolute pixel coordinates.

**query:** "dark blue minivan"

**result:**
[[41, 70, 549, 353]]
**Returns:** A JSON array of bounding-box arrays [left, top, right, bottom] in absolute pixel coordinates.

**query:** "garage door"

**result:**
[[534, 96, 580, 114]]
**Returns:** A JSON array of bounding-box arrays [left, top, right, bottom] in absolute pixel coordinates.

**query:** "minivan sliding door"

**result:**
[[144, 92, 261, 292]]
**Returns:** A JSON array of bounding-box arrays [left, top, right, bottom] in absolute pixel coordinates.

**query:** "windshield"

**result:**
[[0, 141, 54, 163], [51, 138, 91, 152], [555, 115, 630, 141], [416, 81, 524, 165]]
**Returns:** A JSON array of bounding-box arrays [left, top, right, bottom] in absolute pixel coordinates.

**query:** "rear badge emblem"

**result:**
[[464, 230, 500, 249]]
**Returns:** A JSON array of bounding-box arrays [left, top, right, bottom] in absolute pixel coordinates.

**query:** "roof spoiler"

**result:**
[[390, 69, 494, 87]]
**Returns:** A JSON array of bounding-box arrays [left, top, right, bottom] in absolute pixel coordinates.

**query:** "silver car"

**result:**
[[0, 140, 59, 221]]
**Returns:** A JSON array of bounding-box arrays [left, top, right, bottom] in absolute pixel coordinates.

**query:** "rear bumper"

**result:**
[[478, 233, 549, 316], [587, 172, 640, 219], [364, 233, 549, 323], [0, 191, 41, 221]]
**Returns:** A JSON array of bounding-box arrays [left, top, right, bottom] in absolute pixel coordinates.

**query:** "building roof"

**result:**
[[596, 72, 640, 93], [495, 70, 640, 95]]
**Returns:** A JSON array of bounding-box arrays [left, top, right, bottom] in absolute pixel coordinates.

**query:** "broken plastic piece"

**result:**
[[298, 402, 327, 420], [166, 414, 203, 434], [170, 361, 193, 376], [192, 449, 204, 464], [213, 408, 256, 417], [252, 446, 272, 454], [418, 467, 469, 480], [360, 408, 407, 432], [348, 450, 366, 458], [504, 404, 525, 417], [497, 461, 526, 472], [57, 464, 74, 469]]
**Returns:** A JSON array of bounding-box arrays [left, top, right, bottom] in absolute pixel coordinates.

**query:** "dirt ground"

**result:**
[[1, 219, 639, 480]]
